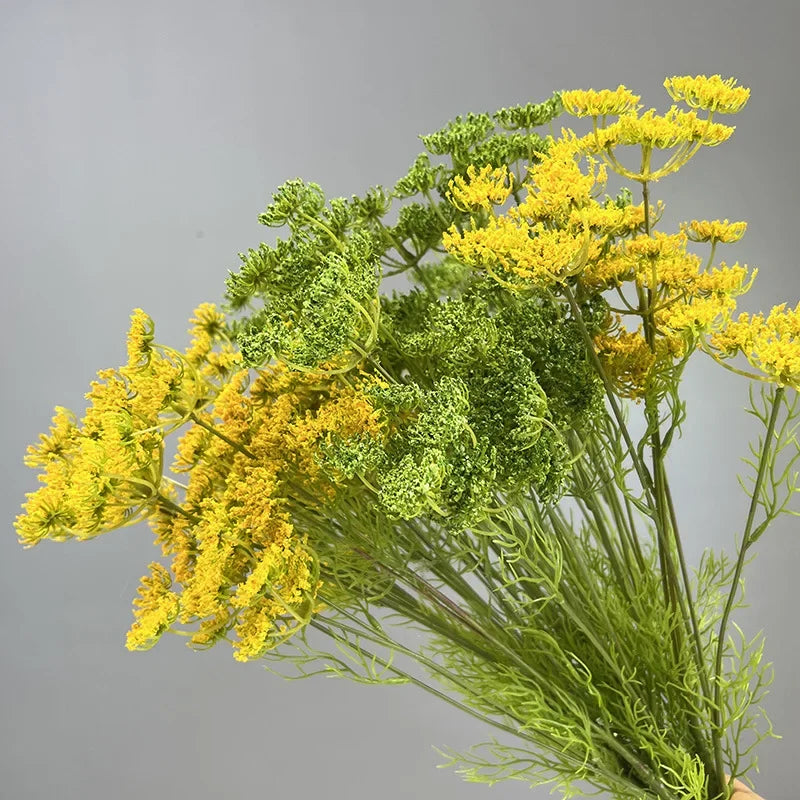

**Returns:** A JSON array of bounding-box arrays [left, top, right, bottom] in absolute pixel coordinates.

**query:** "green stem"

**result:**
[[308, 619, 528, 740], [309, 614, 653, 794], [156, 493, 199, 524], [188, 412, 257, 460], [711, 385, 784, 798], [639, 175, 722, 798], [299, 212, 345, 252], [562, 284, 656, 508]]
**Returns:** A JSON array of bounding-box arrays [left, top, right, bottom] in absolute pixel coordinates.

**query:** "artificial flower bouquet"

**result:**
[[17, 75, 794, 800]]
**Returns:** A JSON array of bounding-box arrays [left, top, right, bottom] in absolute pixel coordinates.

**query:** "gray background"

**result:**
[[2, 2, 799, 798]]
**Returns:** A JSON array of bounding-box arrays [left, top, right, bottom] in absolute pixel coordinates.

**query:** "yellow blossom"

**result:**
[[594, 328, 656, 400], [444, 217, 588, 287], [568, 202, 646, 237], [14, 482, 77, 546], [711, 303, 800, 385], [232, 600, 278, 662], [664, 75, 750, 114], [625, 231, 688, 260], [658, 293, 737, 334], [124, 355, 183, 426], [200, 346, 242, 382], [615, 107, 735, 150], [126, 309, 155, 370], [24, 406, 78, 468], [126, 562, 180, 651], [189, 609, 233, 649], [595, 325, 685, 399], [448, 165, 513, 211], [692, 262, 753, 295], [638, 253, 704, 291], [173, 422, 211, 471], [682, 219, 747, 244], [582, 247, 633, 288], [185, 303, 232, 370], [514, 134, 607, 225], [16, 372, 164, 547], [211, 369, 253, 442], [232, 541, 317, 662], [179, 500, 235, 620], [561, 86, 641, 117]]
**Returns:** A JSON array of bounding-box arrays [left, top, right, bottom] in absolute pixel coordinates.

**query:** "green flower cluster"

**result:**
[[340, 283, 605, 530], [227, 181, 383, 369], [222, 93, 605, 532]]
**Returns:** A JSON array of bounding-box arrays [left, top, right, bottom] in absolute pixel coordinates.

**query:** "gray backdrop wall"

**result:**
[[2, 2, 798, 798]]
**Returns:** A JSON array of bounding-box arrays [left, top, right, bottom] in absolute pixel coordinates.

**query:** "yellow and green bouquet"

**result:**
[[17, 75, 793, 800]]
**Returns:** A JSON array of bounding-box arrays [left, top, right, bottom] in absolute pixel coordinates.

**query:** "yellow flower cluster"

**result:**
[[513, 135, 608, 226], [682, 219, 747, 244], [561, 86, 641, 117], [16, 310, 183, 547], [710, 303, 800, 386], [663, 75, 750, 114], [568, 202, 647, 236], [184, 302, 242, 389], [126, 562, 181, 651], [583, 223, 751, 333], [568, 76, 748, 184], [17, 305, 241, 550], [135, 361, 385, 661], [448, 165, 513, 211], [443, 135, 644, 288], [443, 216, 588, 287], [440, 74, 756, 398], [615, 107, 735, 150], [594, 327, 671, 400]]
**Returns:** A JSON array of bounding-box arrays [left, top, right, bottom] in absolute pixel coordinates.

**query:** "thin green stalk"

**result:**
[[307, 618, 532, 740], [188, 411, 257, 459], [156, 493, 199, 524], [562, 284, 656, 508], [584, 426, 648, 575], [638, 175, 724, 800], [572, 460, 638, 605], [664, 479, 716, 706], [387, 571, 670, 799], [711, 385, 785, 797], [512, 499, 643, 695], [309, 614, 657, 795]]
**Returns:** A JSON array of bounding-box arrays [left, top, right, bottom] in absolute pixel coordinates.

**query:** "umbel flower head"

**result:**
[[710, 303, 800, 388], [16, 309, 185, 547], [663, 74, 750, 114], [561, 85, 641, 117]]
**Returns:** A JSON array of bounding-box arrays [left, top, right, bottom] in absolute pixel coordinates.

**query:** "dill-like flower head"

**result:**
[[448, 165, 513, 212], [682, 219, 747, 244], [711, 303, 800, 386], [664, 74, 750, 114], [561, 86, 641, 118]]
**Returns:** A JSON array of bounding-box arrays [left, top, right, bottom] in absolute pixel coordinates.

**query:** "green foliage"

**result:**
[[467, 131, 548, 170], [384, 290, 499, 369], [389, 201, 460, 254], [740, 384, 800, 544]]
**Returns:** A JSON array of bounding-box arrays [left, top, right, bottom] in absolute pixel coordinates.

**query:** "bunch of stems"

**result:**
[[255, 177, 783, 800]]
